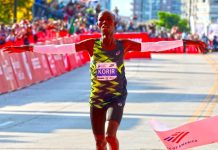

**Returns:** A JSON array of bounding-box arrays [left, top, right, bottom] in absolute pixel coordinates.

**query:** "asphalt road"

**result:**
[[0, 53, 218, 150]]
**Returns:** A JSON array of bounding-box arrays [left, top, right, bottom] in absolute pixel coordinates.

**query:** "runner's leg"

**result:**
[[90, 107, 107, 150], [106, 102, 124, 150], [106, 120, 119, 150]]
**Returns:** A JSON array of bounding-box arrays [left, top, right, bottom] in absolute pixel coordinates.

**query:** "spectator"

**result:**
[[170, 26, 181, 39], [127, 21, 135, 32], [64, 1, 75, 22], [157, 27, 168, 38], [95, 3, 101, 19], [0, 24, 6, 45], [138, 23, 147, 32], [6, 28, 16, 42], [147, 23, 156, 38], [201, 33, 209, 43], [113, 7, 121, 24], [33, 0, 48, 19], [86, 8, 96, 27], [213, 35, 218, 51], [201, 33, 209, 47], [88, 24, 99, 33], [116, 22, 125, 32]]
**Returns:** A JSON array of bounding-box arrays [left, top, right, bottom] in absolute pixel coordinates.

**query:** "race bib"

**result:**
[[96, 62, 117, 81]]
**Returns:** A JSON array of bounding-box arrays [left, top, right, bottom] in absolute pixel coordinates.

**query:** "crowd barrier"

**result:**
[[0, 32, 205, 94], [0, 46, 90, 94]]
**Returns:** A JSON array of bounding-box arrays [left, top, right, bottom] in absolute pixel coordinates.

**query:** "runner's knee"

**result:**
[[106, 135, 118, 143]]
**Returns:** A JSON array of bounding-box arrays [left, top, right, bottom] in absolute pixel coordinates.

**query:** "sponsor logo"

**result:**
[[164, 132, 189, 143], [116, 50, 121, 56], [109, 63, 115, 67], [118, 102, 123, 107]]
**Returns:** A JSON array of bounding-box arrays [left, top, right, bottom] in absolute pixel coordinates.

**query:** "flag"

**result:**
[[149, 116, 218, 150]]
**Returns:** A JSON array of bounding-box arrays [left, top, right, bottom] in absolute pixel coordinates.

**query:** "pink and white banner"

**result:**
[[149, 116, 218, 150]]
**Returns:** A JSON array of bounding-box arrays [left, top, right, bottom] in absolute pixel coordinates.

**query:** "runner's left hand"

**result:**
[[3, 45, 33, 53]]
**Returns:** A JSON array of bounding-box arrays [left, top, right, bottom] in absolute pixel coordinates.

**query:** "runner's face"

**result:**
[[97, 12, 115, 34]]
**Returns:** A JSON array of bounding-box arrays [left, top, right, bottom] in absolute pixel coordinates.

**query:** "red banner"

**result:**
[[46, 54, 58, 76], [62, 54, 72, 71], [53, 54, 66, 75], [9, 53, 32, 88], [65, 54, 78, 70], [78, 51, 90, 65], [0, 53, 13, 94], [75, 52, 83, 67], [38, 54, 53, 79], [25, 52, 50, 83], [0, 51, 18, 92]]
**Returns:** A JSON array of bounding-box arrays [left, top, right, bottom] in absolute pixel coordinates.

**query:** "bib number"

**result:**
[[96, 62, 117, 81]]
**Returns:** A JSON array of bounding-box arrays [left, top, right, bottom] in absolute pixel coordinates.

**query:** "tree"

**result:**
[[0, 0, 33, 24], [0, 0, 14, 23], [156, 11, 190, 33]]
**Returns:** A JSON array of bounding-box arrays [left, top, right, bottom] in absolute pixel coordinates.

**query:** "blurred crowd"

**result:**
[[0, 19, 69, 45], [0, 0, 218, 51]]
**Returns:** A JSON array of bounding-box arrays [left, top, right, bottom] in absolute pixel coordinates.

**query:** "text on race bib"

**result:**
[[96, 62, 117, 81]]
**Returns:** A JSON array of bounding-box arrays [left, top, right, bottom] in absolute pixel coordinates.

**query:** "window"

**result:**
[[212, 0, 218, 4]]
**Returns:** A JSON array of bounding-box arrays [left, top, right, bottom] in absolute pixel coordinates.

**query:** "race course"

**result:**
[[0, 53, 218, 150]]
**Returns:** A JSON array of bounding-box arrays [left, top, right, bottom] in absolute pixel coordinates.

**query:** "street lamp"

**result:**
[[189, 0, 192, 28]]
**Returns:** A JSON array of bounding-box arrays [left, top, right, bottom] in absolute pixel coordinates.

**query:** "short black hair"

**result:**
[[98, 10, 116, 21]]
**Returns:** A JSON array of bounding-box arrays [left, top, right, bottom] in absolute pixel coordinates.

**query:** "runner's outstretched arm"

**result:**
[[2, 44, 76, 54], [3, 39, 95, 55], [34, 39, 95, 54]]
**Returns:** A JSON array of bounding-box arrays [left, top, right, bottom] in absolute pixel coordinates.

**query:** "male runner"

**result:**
[[3, 10, 206, 150]]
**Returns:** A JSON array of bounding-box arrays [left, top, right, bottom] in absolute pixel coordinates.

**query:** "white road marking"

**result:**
[[0, 111, 150, 119], [0, 121, 13, 127]]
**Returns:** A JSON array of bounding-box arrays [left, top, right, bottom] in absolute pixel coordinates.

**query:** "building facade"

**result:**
[[132, 0, 181, 22], [181, 0, 218, 35], [99, 0, 111, 10]]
